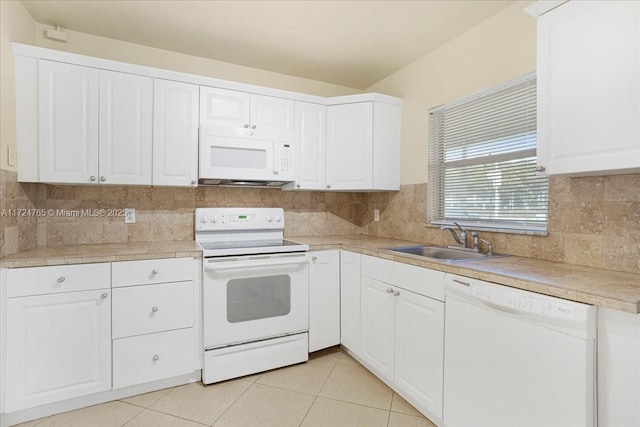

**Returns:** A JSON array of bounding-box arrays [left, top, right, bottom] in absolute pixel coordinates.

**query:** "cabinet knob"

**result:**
[[100, 176, 106, 182], [57, 276, 66, 283], [326, 184, 331, 189], [296, 183, 301, 188], [251, 125, 256, 129], [191, 180, 197, 185], [535, 166, 546, 172], [152, 306, 159, 313], [151, 269, 158, 275], [393, 290, 401, 297], [152, 354, 159, 362], [101, 292, 108, 299], [387, 288, 394, 293], [312, 256, 317, 261], [244, 124, 249, 128], [90, 176, 96, 182]]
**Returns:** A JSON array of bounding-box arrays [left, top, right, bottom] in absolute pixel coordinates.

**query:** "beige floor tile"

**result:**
[[391, 392, 423, 416], [300, 397, 389, 427], [124, 409, 207, 427], [388, 412, 437, 427], [121, 387, 174, 408], [37, 401, 143, 427], [212, 383, 314, 427], [150, 380, 251, 425], [336, 352, 361, 366], [239, 373, 262, 383], [256, 356, 337, 395], [13, 417, 49, 427], [309, 346, 342, 362], [319, 361, 393, 410]]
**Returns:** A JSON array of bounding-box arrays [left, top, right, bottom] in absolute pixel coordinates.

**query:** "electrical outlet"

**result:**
[[7, 145, 16, 167], [374, 209, 380, 222], [124, 208, 136, 224]]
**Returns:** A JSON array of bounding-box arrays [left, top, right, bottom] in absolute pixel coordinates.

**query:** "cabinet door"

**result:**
[[537, 0, 640, 175], [308, 250, 340, 352], [200, 86, 250, 128], [394, 289, 444, 419], [360, 276, 395, 380], [292, 102, 326, 190], [340, 250, 361, 355], [250, 94, 294, 135], [39, 60, 99, 184], [6, 289, 111, 412], [326, 103, 373, 190], [153, 79, 199, 186], [99, 70, 152, 185]]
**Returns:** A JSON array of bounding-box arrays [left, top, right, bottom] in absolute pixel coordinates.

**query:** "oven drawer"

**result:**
[[112, 281, 194, 339], [112, 257, 193, 287], [7, 263, 110, 298], [112, 328, 196, 389]]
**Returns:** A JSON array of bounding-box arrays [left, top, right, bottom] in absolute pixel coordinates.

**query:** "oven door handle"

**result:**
[[204, 258, 308, 271]]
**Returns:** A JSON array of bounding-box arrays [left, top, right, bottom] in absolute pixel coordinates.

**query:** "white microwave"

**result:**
[[199, 127, 294, 186]]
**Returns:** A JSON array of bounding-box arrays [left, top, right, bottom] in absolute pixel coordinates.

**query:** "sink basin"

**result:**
[[388, 245, 507, 262]]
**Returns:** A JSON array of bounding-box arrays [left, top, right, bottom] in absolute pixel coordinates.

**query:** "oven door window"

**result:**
[[227, 275, 291, 323]]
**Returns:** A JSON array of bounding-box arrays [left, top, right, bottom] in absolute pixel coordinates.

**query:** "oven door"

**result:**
[[202, 252, 309, 349]]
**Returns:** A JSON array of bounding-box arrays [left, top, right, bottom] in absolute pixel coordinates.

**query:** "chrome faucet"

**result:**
[[441, 222, 468, 248]]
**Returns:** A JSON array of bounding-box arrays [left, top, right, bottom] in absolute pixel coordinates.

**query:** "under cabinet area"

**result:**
[[1, 257, 201, 422], [4, 264, 112, 412], [308, 250, 341, 352], [355, 255, 446, 422], [532, 0, 640, 176]]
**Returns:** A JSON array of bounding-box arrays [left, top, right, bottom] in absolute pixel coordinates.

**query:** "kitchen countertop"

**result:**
[[0, 241, 202, 268], [2, 235, 639, 313], [290, 235, 640, 314]]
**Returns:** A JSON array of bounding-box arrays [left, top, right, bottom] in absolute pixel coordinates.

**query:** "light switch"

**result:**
[[374, 209, 380, 221], [7, 145, 16, 167]]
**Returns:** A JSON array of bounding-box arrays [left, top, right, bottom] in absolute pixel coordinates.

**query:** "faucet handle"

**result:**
[[452, 221, 465, 231]]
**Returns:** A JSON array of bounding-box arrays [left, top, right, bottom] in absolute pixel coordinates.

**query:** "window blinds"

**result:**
[[427, 72, 548, 233]]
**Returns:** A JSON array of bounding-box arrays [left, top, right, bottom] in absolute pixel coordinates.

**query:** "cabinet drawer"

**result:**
[[112, 257, 193, 287], [6, 263, 111, 298], [361, 255, 445, 302], [112, 281, 194, 339], [112, 328, 196, 389]]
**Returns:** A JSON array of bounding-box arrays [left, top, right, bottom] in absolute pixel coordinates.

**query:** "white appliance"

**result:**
[[444, 275, 596, 427], [195, 208, 309, 384], [199, 127, 294, 187]]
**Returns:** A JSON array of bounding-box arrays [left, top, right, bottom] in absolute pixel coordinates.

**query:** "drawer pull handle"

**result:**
[[386, 288, 394, 293], [151, 269, 158, 275], [152, 306, 159, 313], [312, 256, 317, 261], [101, 293, 108, 299], [153, 355, 159, 362], [453, 279, 471, 287], [57, 276, 66, 283]]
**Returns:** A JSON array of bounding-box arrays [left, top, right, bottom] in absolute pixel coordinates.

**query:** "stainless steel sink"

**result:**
[[387, 245, 507, 262]]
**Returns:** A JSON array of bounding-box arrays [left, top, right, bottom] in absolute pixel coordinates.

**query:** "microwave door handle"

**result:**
[[272, 141, 278, 175], [205, 258, 307, 271]]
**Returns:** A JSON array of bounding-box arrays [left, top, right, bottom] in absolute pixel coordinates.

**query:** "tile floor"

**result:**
[[15, 347, 437, 427]]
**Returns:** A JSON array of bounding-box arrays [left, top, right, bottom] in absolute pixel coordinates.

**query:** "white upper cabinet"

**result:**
[[39, 60, 99, 184], [200, 86, 294, 135], [99, 70, 152, 185], [534, 0, 640, 175], [327, 101, 400, 191], [199, 86, 250, 129], [37, 60, 153, 185], [153, 79, 199, 187], [284, 102, 327, 190]]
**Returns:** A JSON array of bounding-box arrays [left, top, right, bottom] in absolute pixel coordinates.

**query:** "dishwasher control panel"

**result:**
[[470, 282, 574, 318]]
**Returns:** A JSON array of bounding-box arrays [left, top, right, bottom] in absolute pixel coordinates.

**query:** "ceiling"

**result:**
[[21, 0, 514, 89]]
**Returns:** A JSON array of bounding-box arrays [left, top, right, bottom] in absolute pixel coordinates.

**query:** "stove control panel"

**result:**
[[195, 208, 285, 231]]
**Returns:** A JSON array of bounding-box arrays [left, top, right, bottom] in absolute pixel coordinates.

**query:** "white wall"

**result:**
[[366, 1, 537, 185], [1, 0, 36, 171]]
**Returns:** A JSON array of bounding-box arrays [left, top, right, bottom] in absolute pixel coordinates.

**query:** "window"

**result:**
[[427, 72, 548, 233]]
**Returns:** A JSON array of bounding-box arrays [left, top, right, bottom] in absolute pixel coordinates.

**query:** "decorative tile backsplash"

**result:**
[[2, 169, 639, 274]]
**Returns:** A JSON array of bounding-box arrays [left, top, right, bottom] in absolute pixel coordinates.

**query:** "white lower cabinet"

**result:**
[[358, 256, 445, 421], [6, 288, 112, 412], [340, 250, 362, 354], [308, 250, 341, 352]]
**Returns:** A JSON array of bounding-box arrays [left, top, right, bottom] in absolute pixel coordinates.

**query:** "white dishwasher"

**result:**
[[443, 274, 596, 427]]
